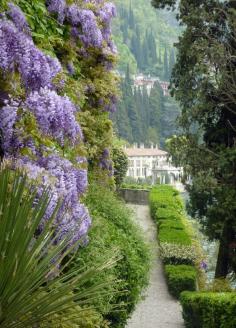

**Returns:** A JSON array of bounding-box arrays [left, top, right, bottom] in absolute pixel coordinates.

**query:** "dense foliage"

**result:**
[[112, 67, 180, 146], [165, 265, 197, 299], [181, 291, 236, 328], [112, 0, 179, 76], [152, 0, 236, 278], [111, 144, 128, 188], [74, 183, 151, 327], [0, 166, 116, 327], [0, 0, 119, 245], [150, 185, 199, 297]]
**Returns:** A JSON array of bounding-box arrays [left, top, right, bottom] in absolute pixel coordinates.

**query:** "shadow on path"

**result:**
[[126, 204, 185, 328]]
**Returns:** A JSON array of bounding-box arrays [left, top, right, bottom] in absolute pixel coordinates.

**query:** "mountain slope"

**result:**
[[113, 0, 180, 76]]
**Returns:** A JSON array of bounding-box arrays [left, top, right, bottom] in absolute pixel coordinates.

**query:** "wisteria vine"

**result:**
[[0, 0, 118, 245], [0, 2, 91, 245], [46, 0, 118, 172]]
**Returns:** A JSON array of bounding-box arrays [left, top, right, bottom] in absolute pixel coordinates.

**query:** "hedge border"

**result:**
[[149, 185, 198, 298]]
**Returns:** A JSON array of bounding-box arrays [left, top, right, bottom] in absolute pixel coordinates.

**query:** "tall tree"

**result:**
[[153, 0, 236, 277], [168, 48, 175, 79], [129, 2, 135, 29], [148, 82, 164, 144], [163, 46, 169, 80]]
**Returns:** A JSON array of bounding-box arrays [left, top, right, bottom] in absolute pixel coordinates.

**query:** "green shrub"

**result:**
[[150, 186, 199, 299], [0, 167, 117, 328], [74, 183, 151, 328], [40, 303, 110, 328], [159, 219, 186, 233], [180, 291, 236, 328], [156, 207, 182, 222], [159, 226, 192, 245], [150, 186, 183, 218], [165, 265, 197, 298], [160, 242, 197, 265]]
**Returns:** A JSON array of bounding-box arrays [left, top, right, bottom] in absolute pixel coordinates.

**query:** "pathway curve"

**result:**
[[126, 205, 184, 328]]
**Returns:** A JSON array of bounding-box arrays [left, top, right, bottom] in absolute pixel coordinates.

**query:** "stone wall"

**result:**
[[119, 189, 150, 205]]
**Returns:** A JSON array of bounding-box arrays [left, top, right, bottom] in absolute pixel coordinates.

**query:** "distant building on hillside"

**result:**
[[133, 74, 170, 96], [124, 144, 182, 185]]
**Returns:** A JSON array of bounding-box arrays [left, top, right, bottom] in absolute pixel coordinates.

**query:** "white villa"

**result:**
[[133, 74, 170, 96], [124, 144, 183, 185]]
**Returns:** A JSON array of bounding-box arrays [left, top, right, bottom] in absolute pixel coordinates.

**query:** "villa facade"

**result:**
[[124, 145, 182, 185]]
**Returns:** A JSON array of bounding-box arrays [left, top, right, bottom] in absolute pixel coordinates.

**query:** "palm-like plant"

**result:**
[[0, 165, 117, 328]]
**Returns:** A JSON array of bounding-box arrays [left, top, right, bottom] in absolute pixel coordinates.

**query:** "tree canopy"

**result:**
[[154, 0, 236, 277]]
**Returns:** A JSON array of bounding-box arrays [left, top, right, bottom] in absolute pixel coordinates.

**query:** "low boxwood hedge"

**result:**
[[165, 265, 197, 298], [158, 225, 192, 245], [149, 186, 183, 218], [180, 291, 236, 328], [150, 186, 198, 298]]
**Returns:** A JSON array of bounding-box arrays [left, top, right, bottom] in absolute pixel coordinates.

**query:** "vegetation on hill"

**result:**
[[113, 0, 180, 77], [112, 67, 180, 147], [111, 0, 181, 146], [153, 0, 236, 279]]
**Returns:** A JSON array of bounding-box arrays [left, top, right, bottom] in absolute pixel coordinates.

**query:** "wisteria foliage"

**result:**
[[0, 3, 91, 244], [46, 0, 118, 170], [47, 0, 116, 52]]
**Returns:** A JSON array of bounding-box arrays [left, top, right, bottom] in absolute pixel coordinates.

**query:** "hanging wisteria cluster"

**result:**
[[47, 0, 116, 53], [46, 0, 118, 175], [99, 148, 113, 177], [0, 3, 91, 244]]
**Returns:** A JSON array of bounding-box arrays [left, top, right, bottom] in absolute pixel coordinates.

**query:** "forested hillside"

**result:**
[[113, 0, 179, 76], [112, 68, 180, 147], [112, 0, 181, 147]]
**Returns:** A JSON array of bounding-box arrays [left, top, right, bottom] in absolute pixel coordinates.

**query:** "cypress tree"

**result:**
[[168, 48, 175, 79], [163, 46, 169, 80], [129, 2, 135, 29]]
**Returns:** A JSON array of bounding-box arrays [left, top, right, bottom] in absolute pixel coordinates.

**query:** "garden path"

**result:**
[[126, 205, 184, 328]]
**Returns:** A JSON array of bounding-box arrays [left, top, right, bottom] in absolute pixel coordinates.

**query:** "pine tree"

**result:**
[[148, 82, 164, 144], [129, 2, 135, 29], [168, 48, 175, 79], [163, 46, 169, 81], [135, 26, 143, 69]]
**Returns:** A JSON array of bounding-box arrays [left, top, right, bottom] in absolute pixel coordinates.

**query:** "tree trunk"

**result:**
[[215, 221, 233, 278]]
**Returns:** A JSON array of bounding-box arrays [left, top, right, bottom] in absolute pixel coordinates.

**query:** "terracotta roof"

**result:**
[[124, 148, 168, 157]]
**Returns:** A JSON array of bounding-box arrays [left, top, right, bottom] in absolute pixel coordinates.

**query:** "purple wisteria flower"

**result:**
[[0, 4, 91, 247], [200, 260, 208, 271], [67, 7, 103, 48], [47, 0, 67, 24], [99, 148, 114, 176], [0, 99, 18, 152], [25, 88, 83, 145], [7, 2, 31, 36], [0, 18, 61, 90], [16, 155, 91, 245]]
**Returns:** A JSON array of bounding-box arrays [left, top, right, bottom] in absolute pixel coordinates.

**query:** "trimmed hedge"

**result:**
[[150, 186, 195, 265], [165, 265, 197, 298], [149, 185, 183, 218], [180, 291, 236, 328], [150, 185, 197, 298], [158, 222, 192, 245]]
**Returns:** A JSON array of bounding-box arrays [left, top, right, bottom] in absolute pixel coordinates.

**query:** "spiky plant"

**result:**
[[0, 165, 118, 328]]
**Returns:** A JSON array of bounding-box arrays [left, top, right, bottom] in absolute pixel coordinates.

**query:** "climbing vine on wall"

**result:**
[[0, 0, 118, 244]]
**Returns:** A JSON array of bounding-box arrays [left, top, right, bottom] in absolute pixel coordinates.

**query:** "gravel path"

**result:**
[[126, 204, 184, 328]]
